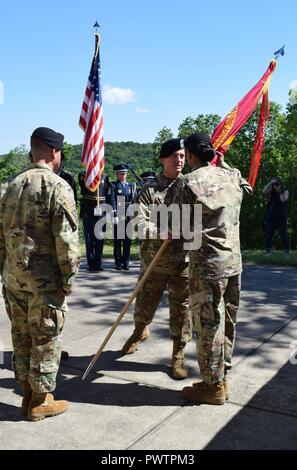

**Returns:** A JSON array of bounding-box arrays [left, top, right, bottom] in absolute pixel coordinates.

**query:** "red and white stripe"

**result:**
[[79, 81, 104, 191]]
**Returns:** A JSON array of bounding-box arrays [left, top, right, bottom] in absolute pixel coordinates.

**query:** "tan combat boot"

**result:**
[[193, 375, 229, 400], [21, 381, 55, 416], [28, 392, 68, 422], [121, 324, 150, 354], [182, 381, 225, 405], [171, 340, 188, 379]]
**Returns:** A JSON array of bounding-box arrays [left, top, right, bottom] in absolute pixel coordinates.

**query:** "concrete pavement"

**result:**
[[1, 260, 297, 450]]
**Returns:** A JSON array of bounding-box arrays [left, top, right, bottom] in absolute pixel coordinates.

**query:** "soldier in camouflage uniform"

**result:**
[[121, 139, 192, 379], [0, 127, 80, 421], [171, 133, 252, 404]]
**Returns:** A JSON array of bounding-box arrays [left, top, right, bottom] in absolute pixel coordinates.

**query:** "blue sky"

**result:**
[[0, 0, 296, 153]]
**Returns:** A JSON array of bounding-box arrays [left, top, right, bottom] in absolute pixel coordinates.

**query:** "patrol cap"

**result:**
[[159, 138, 184, 159], [184, 133, 215, 162], [31, 127, 64, 150], [140, 171, 156, 179], [113, 164, 129, 173]]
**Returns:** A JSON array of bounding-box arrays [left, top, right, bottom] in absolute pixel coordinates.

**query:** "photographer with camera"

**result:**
[[262, 177, 289, 255]]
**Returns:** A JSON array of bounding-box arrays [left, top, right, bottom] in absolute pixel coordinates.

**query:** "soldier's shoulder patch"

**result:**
[[64, 197, 76, 211], [60, 196, 78, 231]]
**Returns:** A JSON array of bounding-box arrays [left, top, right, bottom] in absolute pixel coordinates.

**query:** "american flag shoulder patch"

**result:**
[[64, 197, 76, 211]]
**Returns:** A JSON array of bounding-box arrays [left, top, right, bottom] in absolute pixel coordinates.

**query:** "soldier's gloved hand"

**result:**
[[94, 206, 102, 217], [110, 211, 119, 224]]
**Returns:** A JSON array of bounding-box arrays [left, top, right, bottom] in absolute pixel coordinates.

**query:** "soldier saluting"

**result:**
[[110, 164, 137, 270]]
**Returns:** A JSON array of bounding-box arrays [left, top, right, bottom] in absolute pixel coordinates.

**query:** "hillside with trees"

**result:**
[[0, 141, 155, 184], [1, 99, 296, 250]]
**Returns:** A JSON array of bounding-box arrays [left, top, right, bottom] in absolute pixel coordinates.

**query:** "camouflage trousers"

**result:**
[[134, 266, 192, 344], [190, 274, 241, 384], [3, 286, 67, 393]]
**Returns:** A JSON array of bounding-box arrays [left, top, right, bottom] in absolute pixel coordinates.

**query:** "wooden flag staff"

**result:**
[[82, 239, 170, 380]]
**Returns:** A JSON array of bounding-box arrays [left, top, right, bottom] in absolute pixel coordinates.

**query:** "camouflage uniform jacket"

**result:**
[[137, 173, 188, 273], [172, 162, 252, 281], [0, 162, 80, 293]]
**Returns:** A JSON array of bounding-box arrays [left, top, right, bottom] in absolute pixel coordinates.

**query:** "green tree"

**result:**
[[280, 100, 297, 248], [225, 102, 286, 249], [62, 142, 73, 162], [0, 145, 28, 181], [154, 102, 296, 250], [178, 114, 221, 138], [152, 126, 174, 170]]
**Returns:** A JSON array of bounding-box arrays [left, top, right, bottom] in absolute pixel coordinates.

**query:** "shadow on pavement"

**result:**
[[203, 360, 297, 449], [0, 349, 186, 423]]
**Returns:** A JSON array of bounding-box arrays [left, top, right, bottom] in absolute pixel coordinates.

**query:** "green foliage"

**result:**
[[177, 114, 222, 173], [0, 145, 28, 181], [178, 114, 221, 138], [176, 102, 297, 250], [62, 142, 73, 162], [154, 102, 297, 251], [1, 99, 297, 251], [63, 141, 155, 184], [0, 142, 156, 184], [242, 250, 297, 267], [152, 127, 174, 171]]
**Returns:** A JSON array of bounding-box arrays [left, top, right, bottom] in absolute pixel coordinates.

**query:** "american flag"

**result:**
[[79, 33, 104, 191]]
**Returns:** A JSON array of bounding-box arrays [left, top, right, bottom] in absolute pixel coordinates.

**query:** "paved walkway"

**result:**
[[1, 261, 297, 449]]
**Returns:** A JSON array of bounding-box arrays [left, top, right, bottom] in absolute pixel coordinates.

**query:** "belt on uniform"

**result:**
[[81, 195, 106, 201]]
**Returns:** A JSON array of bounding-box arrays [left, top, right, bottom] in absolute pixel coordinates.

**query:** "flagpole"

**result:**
[[94, 21, 101, 210], [82, 240, 171, 380]]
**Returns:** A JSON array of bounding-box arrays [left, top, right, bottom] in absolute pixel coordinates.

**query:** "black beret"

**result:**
[[113, 164, 129, 172], [140, 171, 156, 179], [184, 133, 215, 162], [31, 127, 64, 150], [159, 138, 184, 159]]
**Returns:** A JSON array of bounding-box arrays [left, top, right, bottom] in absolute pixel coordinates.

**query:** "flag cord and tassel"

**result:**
[[96, 185, 100, 208], [94, 32, 100, 58]]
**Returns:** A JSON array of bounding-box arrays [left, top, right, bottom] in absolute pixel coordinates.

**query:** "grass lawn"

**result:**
[[80, 242, 297, 267], [80, 242, 140, 260], [242, 250, 297, 267]]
